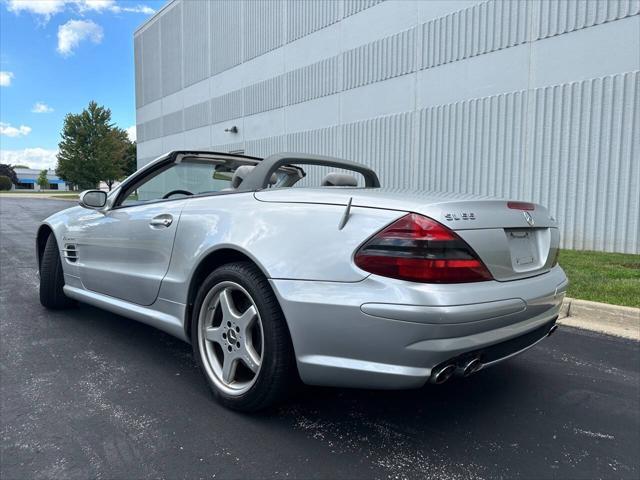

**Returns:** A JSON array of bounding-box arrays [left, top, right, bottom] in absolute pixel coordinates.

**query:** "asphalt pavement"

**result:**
[[1, 197, 639, 480]]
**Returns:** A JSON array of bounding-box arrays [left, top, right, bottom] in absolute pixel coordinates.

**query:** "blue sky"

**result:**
[[0, 0, 165, 169]]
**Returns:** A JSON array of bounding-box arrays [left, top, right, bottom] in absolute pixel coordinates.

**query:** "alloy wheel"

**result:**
[[198, 281, 264, 395]]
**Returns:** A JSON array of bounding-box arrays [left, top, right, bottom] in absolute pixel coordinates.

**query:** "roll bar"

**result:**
[[238, 152, 381, 190]]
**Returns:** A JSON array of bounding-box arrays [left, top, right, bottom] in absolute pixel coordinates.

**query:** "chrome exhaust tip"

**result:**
[[547, 324, 558, 337], [460, 357, 483, 377], [430, 364, 456, 384]]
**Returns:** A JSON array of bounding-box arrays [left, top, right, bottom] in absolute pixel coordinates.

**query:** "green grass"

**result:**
[[559, 249, 640, 308]]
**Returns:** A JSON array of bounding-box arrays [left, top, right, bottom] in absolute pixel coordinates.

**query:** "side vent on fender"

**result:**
[[63, 244, 78, 263]]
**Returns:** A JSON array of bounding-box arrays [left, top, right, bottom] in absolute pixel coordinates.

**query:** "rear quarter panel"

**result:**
[[158, 193, 405, 304]]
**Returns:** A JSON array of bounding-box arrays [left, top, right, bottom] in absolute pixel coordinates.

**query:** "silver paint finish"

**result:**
[[255, 187, 558, 229], [158, 194, 404, 293], [270, 265, 567, 388], [41, 168, 569, 389], [68, 199, 188, 306]]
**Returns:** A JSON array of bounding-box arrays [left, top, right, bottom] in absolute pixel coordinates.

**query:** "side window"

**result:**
[[119, 160, 232, 206]]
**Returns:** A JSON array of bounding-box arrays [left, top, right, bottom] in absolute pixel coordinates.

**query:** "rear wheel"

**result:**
[[191, 262, 296, 411], [39, 234, 74, 309]]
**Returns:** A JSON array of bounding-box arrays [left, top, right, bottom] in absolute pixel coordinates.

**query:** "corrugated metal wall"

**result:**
[[211, 0, 242, 74], [134, 0, 640, 254]]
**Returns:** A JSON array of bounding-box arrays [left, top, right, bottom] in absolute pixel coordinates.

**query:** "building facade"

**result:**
[[134, 0, 640, 254], [13, 168, 69, 191]]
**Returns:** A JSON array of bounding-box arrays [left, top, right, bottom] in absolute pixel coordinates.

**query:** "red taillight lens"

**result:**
[[507, 201, 535, 211], [354, 214, 493, 283]]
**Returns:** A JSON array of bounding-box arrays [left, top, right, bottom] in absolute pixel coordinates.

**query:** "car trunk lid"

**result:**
[[255, 188, 560, 281]]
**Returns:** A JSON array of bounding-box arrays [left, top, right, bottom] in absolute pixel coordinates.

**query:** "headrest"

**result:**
[[231, 165, 255, 188], [321, 172, 358, 187], [230, 165, 277, 189]]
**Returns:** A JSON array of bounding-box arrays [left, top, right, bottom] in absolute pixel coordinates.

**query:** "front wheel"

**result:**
[[39, 234, 74, 309], [191, 262, 296, 411]]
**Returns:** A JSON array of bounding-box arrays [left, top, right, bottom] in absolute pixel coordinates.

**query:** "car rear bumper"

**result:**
[[270, 265, 568, 389]]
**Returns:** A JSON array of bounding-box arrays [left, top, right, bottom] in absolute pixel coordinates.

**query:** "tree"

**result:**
[[122, 140, 138, 178], [0, 175, 12, 191], [0, 164, 19, 186], [56, 101, 133, 191], [102, 128, 135, 190], [37, 169, 49, 189]]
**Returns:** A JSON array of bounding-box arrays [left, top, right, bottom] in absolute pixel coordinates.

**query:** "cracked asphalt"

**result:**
[[1, 197, 639, 480]]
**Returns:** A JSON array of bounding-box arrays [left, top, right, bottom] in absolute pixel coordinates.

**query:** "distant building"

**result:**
[[98, 180, 122, 191], [13, 168, 69, 191]]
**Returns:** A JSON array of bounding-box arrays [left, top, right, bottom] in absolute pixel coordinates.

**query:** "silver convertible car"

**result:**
[[38, 151, 568, 411]]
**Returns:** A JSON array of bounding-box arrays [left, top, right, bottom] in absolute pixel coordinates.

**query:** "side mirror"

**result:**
[[79, 190, 107, 210]]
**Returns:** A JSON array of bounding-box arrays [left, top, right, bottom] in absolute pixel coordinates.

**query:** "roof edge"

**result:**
[[134, 0, 177, 36]]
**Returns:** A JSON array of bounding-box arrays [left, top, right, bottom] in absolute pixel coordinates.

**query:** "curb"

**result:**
[[0, 194, 78, 201], [558, 297, 640, 341]]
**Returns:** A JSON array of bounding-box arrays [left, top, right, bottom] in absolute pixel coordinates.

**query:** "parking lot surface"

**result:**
[[1, 197, 639, 480]]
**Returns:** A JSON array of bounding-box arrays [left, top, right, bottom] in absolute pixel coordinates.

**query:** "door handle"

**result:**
[[150, 214, 173, 228]]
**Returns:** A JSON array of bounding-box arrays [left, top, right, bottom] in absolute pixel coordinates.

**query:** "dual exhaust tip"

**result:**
[[430, 357, 483, 384], [431, 323, 559, 384]]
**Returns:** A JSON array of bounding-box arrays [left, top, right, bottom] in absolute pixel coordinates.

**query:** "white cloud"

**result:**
[[77, 0, 115, 11], [5, 0, 155, 20], [32, 102, 54, 113], [114, 4, 155, 14], [75, 0, 155, 14], [0, 122, 32, 137], [5, 0, 67, 20], [57, 19, 103, 57], [0, 148, 59, 170], [126, 125, 137, 142], [0, 71, 14, 87]]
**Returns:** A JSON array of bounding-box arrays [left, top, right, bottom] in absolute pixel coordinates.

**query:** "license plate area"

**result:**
[[506, 229, 540, 271]]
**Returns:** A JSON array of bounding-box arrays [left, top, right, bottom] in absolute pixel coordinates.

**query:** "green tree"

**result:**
[[122, 140, 138, 178], [103, 128, 135, 190], [37, 169, 49, 189], [0, 164, 19, 185], [0, 175, 12, 191], [56, 101, 133, 191]]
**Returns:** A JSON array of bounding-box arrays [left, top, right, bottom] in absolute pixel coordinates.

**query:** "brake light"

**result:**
[[354, 213, 493, 283], [507, 201, 535, 211]]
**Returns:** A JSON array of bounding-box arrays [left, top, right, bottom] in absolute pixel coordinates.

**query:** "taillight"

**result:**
[[354, 213, 493, 283], [507, 201, 535, 211]]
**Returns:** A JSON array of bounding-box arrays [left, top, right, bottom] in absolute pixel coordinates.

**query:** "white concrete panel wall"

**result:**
[[134, 0, 640, 253]]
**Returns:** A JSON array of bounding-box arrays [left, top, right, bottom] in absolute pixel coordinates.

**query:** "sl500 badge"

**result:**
[[444, 212, 476, 221]]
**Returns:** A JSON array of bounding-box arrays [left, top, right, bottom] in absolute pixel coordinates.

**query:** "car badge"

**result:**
[[523, 211, 534, 226]]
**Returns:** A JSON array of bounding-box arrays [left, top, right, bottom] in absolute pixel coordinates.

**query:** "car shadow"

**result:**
[[46, 301, 580, 478], [60, 302, 540, 423]]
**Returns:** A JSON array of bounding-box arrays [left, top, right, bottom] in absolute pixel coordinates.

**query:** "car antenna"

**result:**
[[338, 197, 353, 230]]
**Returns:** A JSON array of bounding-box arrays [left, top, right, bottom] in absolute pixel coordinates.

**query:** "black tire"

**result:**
[[39, 234, 74, 309], [191, 262, 297, 412]]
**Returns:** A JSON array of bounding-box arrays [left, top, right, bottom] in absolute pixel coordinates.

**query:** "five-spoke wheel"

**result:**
[[198, 282, 263, 394], [191, 262, 296, 411]]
